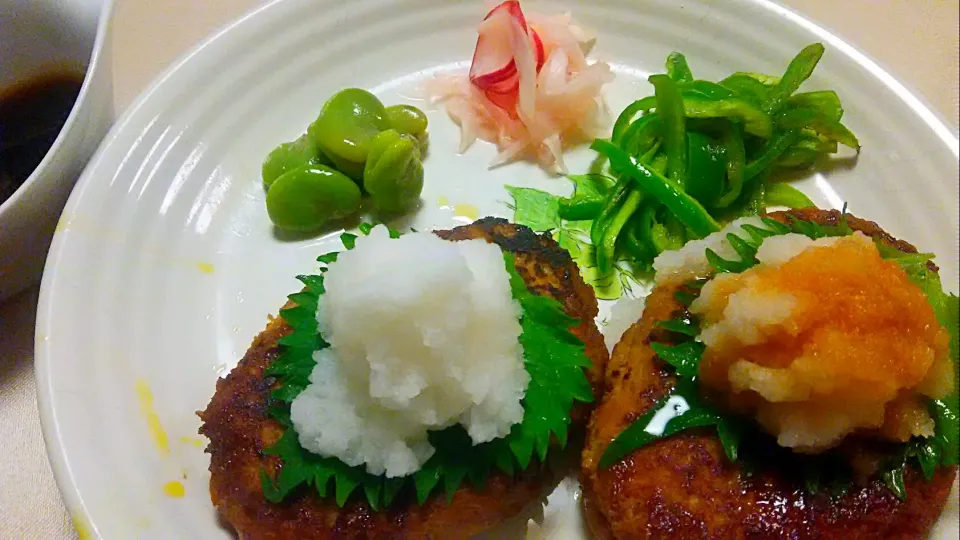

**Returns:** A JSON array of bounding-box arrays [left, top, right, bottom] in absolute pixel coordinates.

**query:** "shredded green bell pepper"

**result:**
[[506, 44, 860, 300], [666, 52, 694, 83], [611, 96, 658, 145], [650, 74, 688, 186], [684, 131, 727, 208], [764, 183, 816, 209], [592, 140, 720, 239], [715, 123, 746, 208], [763, 43, 825, 115]]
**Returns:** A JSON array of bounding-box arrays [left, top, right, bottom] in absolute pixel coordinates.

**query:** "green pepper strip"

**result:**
[[592, 140, 720, 239], [718, 74, 769, 106], [775, 130, 838, 168], [763, 43, 825, 115], [620, 114, 662, 158], [776, 147, 820, 168], [666, 52, 694, 83], [684, 131, 727, 207], [795, 129, 839, 153], [611, 96, 658, 146], [590, 175, 633, 273], [715, 123, 746, 208], [558, 200, 603, 221], [764, 183, 816, 209], [623, 208, 655, 262], [603, 188, 644, 271], [660, 214, 687, 252], [610, 96, 657, 144], [743, 129, 799, 180], [737, 72, 781, 86], [679, 80, 736, 101], [813, 121, 860, 151], [590, 145, 660, 272], [682, 95, 773, 138], [786, 90, 843, 122], [650, 75, 688, 187], [714, 172, 768, 222]]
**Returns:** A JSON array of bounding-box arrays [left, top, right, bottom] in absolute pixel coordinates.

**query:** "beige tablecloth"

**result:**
[[1, 0, 957, 538]]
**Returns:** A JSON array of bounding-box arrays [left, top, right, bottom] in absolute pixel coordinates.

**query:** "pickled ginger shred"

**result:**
[[290, 228, 528, 478], [423, 1, 614, 174]]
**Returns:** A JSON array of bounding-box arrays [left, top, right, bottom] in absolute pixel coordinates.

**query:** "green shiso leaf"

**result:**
[[655, 318, 700, 337], [882, 466, 907, 501], [505, 186, 562, 232], [673, 290, 698, 307], [705, 214, 853, 275], [317, 252, 339, 264], [650, 342, 704, 378], [258, 229, 594, 509], [340, 232, 357, 249], [878, 239, 959, 468], [910, 438, 942, 482], [716, 417, 746, 462], [601, 214, 959, 501], [599, 378, 722, 468]]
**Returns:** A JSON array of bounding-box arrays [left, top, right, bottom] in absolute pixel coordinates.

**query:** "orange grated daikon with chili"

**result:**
[[693, 234, 951, 452]]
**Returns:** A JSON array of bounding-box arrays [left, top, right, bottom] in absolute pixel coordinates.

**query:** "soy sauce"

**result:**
[[0, 73, 84, 204]]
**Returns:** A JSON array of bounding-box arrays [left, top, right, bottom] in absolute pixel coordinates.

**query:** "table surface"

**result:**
[[1, 0, 957, 538]]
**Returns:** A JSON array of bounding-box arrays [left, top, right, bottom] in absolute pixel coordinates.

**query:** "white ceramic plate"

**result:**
[[37, 0, 959, 538]]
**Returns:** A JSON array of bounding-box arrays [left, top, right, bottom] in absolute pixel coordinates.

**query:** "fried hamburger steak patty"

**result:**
[[199, 218, 608, 539], [581, 208, 957, 539]]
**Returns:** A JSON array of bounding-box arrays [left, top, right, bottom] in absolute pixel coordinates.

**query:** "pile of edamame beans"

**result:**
[[262, 88, 429, 231]]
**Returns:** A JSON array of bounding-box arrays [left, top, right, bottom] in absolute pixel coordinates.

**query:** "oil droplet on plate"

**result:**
[[162, 481, 185, 498], [437, 195, 450, 207], [134, 379, 170, 458], [453, 203, 479, 221], [195, 262, 215, 274], [180, 436, 205, 448], [55, 217, 72, 233]]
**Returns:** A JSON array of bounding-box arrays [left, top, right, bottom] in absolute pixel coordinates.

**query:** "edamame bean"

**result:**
[[307, 88, 389, 165], [261, 134, 330, 190], [266, 165, 361, 230], [385, 104, 428, 137], [363, 129, 424, 213]]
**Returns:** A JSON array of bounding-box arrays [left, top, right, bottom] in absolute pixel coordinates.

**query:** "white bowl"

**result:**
[[0, 0, 115, 301]]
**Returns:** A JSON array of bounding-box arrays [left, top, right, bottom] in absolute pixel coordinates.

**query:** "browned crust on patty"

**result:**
[[199, 218, 609, 539], [581, 208, 957, 539]]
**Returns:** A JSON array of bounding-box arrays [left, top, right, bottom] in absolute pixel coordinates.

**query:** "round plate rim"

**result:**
[[34, 0, 960, 536]]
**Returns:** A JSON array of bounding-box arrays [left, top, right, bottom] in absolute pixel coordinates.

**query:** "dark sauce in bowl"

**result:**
[[0, 73, 84, 205]]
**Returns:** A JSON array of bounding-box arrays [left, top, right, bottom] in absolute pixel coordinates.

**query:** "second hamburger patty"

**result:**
[[581, 209, 957, 539], [199, 218, 608, 539]]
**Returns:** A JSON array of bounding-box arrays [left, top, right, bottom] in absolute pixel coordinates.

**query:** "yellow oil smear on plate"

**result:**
[[135, 379, 170, 458], [72, 514, 93, 540], [55, 216, 72, 233], [162, 480, 186, 498], [195, 262, 215, 274], [438, 197, 478, 223], [179, 436, 205, 448], [453, 203, 480, 221]]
